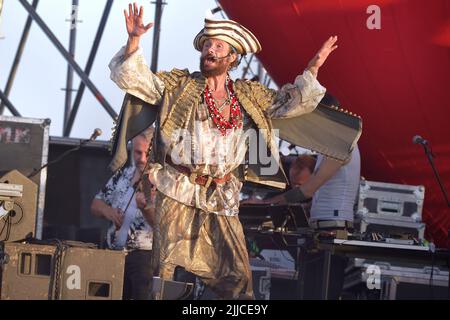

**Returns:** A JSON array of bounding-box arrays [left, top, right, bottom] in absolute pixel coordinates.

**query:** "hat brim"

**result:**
[[194, 31, 246, 54], [193, 19, 262, 55]]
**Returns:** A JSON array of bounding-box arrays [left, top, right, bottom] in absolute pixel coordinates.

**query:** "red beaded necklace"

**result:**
[[204, 78, 242, 136]]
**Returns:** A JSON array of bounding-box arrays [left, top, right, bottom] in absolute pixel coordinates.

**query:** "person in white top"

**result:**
[[282, 92, 361, 231], [309, 145, 361, 229]]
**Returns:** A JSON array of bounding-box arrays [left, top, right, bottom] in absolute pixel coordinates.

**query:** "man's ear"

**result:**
[[229, 51, 238, 64]]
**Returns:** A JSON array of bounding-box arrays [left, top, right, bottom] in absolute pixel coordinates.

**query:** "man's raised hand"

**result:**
[[124, 2, 153, 38], [307, 36, 338, 76]]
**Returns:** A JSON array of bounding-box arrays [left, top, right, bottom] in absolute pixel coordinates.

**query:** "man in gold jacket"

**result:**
[[109, 3, 343, 299]]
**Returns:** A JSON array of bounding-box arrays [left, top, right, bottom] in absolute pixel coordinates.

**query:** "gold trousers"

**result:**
[[152, 191, 253, 299]]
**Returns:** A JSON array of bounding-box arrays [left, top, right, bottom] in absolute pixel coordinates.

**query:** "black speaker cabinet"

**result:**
[[0, 242, 125, 300]]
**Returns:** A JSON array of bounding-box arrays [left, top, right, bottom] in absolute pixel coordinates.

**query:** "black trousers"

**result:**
[[123, 249, 153, 300]]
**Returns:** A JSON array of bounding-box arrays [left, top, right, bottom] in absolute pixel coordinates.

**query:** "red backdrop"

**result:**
[[220, 0, 450, 247]]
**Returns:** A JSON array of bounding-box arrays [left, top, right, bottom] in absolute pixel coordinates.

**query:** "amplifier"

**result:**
[[0, 241, 125, 300]]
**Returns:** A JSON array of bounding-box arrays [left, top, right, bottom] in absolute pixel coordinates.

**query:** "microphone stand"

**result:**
[[28, 136, 97, 179], [420, 143, 450, 208], [418, 141, 450, 299]]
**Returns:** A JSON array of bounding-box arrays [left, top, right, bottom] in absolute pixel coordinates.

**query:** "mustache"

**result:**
[[202, 53, 230, 61], [202, 54, 217, 62]]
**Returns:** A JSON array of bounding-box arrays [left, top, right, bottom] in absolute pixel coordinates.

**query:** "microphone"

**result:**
[[412, 135, 428, 145], [89, 128, 102, 141]]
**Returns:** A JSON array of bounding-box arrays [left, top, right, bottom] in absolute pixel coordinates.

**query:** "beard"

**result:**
[[135, 162, 146, 173], [200, 55, 229, 77]]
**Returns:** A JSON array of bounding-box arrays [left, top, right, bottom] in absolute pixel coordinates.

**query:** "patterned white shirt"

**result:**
[[95, 166, 153, 251]]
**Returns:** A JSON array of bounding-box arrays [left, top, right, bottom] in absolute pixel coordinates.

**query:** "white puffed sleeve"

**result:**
[[109, 46, 165, 105], [267, 69, 326, 119]]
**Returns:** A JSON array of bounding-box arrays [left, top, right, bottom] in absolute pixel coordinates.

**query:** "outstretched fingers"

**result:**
[[145, 22, 154, 31], [326, 36, 338, 47], [125, 3, 153, 36], [322, 36, 338, 55]]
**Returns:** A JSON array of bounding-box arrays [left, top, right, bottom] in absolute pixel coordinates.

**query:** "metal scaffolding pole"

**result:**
[[17, 0, 117, 120], [0, 88, 21, 117], [0, 0, 39, 115], [241, 54, 254, 79], [63, 0, 79, 136], [64, 0, 113, 137], [150, 0, 166, 73], [258, 63, 264, 83]]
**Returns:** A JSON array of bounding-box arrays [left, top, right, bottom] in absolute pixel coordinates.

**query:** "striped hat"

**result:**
[[193, 18, 262, 55]]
